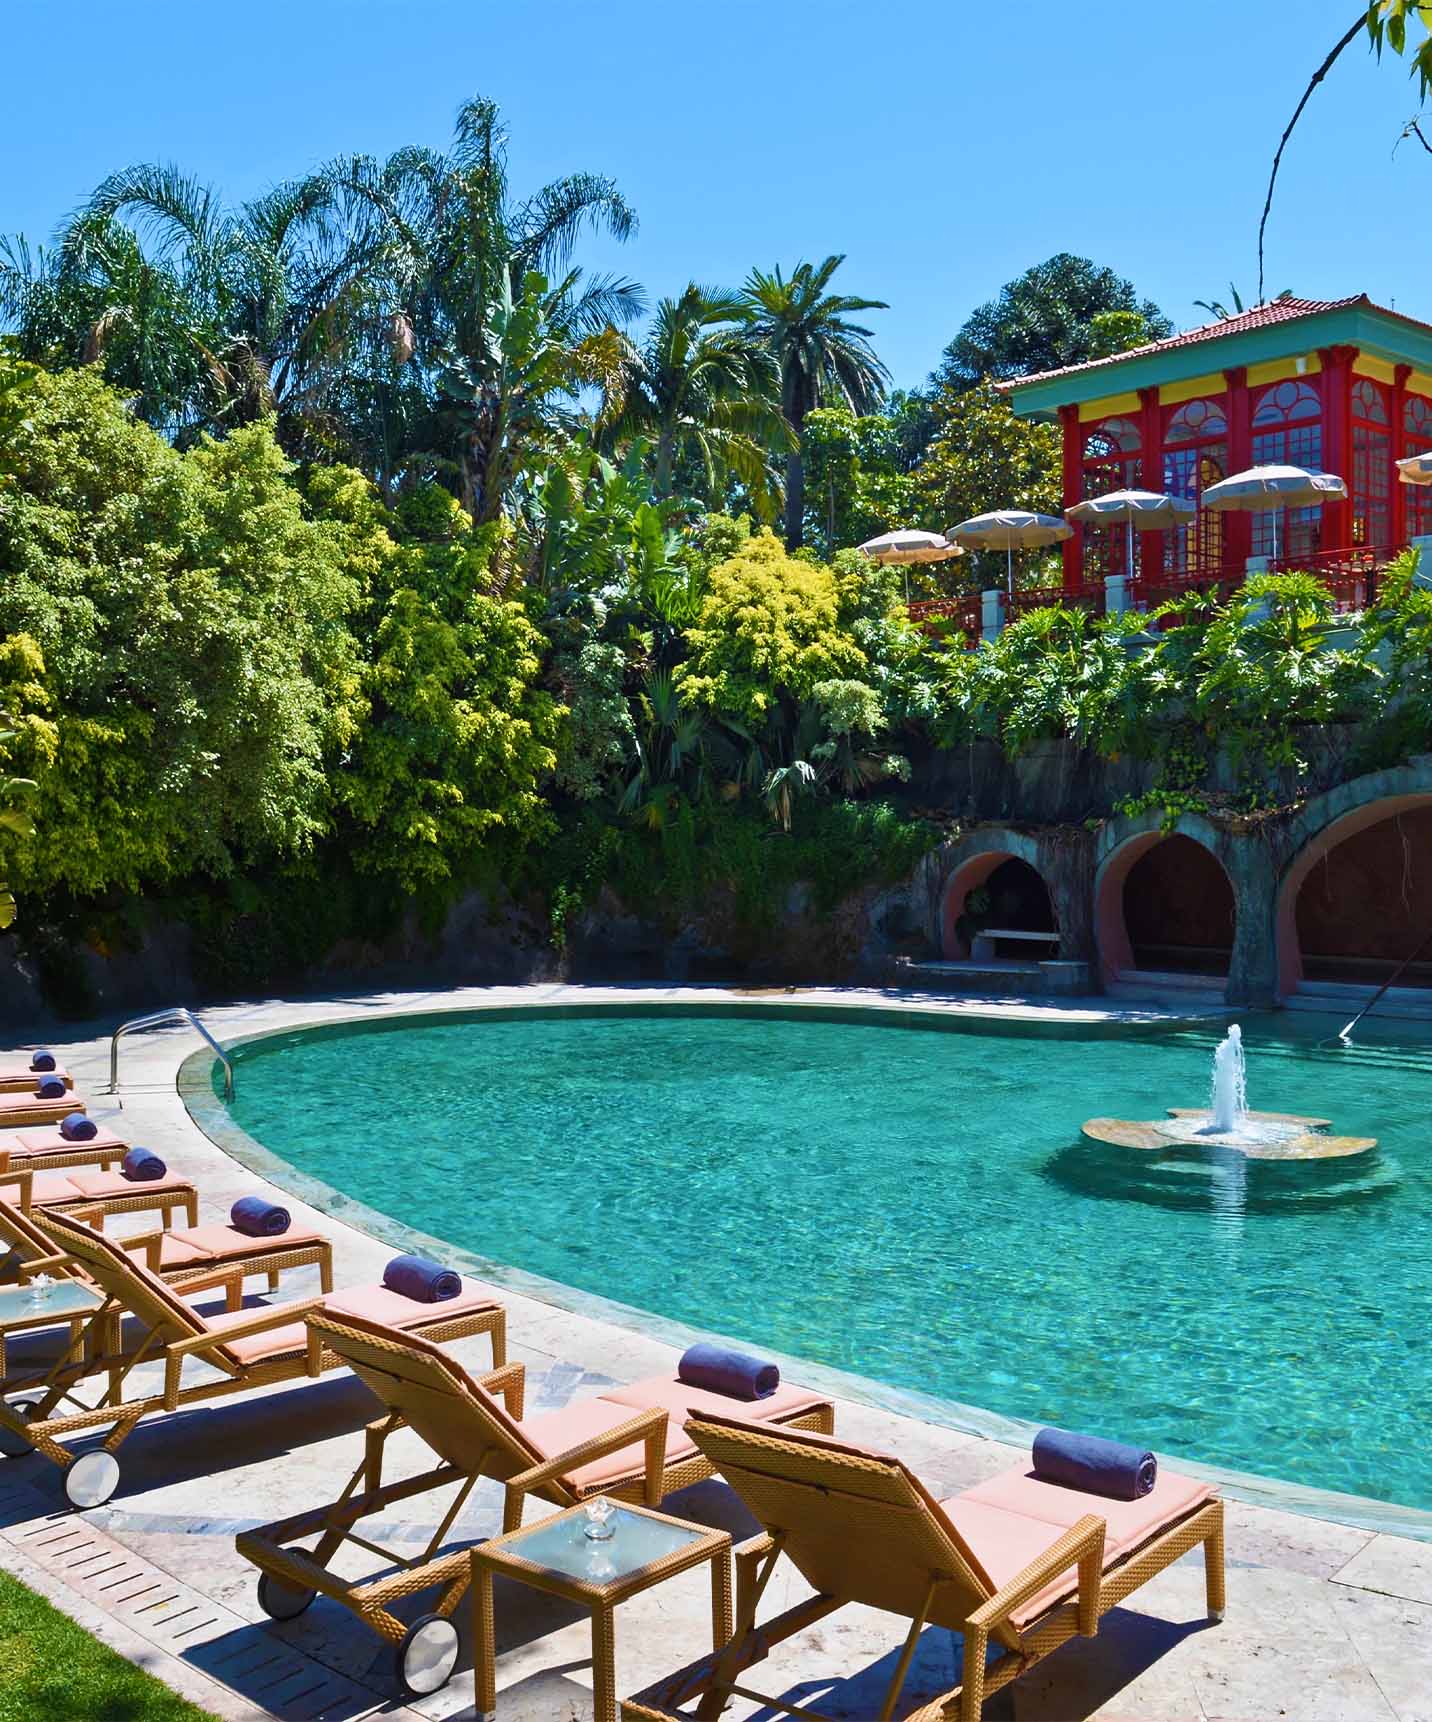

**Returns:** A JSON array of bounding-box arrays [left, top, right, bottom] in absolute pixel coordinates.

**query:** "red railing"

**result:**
[[1002, 584, 1105, 622], [905, 543, 1406, 644], [1132, 543, 1400, 618], [907, 594, 982, 638]]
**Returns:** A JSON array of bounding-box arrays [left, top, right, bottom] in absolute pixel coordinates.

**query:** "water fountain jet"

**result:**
[[1081, 1024, 1376, 1160]]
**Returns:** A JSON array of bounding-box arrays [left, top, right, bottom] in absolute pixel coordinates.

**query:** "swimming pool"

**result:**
[[206, 1004, 1431, 1511]]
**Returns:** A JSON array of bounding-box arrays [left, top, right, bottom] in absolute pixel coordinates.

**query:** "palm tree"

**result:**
[[741, 256, 890, 549], [1, 166, 370, 443], [601, 283, 791, 513], [312, 96, 643, 521]]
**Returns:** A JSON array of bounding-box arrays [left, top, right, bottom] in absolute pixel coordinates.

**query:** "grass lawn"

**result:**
[[0, 1569, 216, 1721]]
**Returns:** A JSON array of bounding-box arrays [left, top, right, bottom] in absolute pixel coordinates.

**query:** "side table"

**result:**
[[471, 1499, 732, 1722]]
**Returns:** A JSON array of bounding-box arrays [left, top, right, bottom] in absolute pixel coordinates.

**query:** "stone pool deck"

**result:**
[[3, 982, 1431, 1722]]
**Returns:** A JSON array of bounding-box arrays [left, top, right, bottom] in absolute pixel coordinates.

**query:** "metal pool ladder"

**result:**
[[108, 1006, 234, 1099]]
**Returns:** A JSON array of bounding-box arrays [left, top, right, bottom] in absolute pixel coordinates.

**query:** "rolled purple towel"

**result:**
[[383, 1254, 461, 1303], [1032, 1426, 1157, 1501], [120, 1147, 167, 1182], [678, 1341, 780, 1402], [29, 1049, 56, 1072], [229, 1196, 290, 1238], [60, 1112, 97, 1142], [34, 1074, 66, 1099]]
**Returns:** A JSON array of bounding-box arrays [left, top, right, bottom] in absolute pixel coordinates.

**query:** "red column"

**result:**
[[1223, 368, 1252, 569], [1058, 402, 1083, 592], [1392, 363, 1412, 546], [1317, 344, 1357, 551], [1138, 387, 1163, 581]]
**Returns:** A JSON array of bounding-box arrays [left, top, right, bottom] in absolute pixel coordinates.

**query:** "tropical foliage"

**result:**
[[15, 92, 1424, 1009], [932, 254, 1171, 391]]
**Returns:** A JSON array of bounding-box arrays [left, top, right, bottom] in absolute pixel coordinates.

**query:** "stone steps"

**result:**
[[1107, 969, 1228, 1007]]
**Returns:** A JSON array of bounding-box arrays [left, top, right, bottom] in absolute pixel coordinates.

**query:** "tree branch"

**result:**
[[1259, 13, 1367, 303], [1403, 115, 1432, 153]]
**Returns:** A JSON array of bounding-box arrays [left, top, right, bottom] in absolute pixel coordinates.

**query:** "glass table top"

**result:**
[[0, 1280, 101, 1325], [501, 1505, 707, 1586]]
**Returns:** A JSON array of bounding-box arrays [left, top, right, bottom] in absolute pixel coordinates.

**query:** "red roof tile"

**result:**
[[1002, 295, 1390, 390]]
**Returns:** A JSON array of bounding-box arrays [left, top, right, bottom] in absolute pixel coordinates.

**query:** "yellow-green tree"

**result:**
[[677, 528, 867, 728]]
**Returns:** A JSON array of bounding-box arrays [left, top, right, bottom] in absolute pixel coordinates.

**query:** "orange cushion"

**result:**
[[213, 1319, 311, 1365], [321, 1278, 495, 1329], [602, 1374, 831, 1432], [199, 1277, 498, 1369], [163, 1222, 324, 1263], [13, 1126, 127, 1155], [939, 1496, 1082, 1625], [59, 1170, 194, 1203], [521, 1398, 669, 1492], [941, 1462, 1215, 1626], [0, 1092, 83, 1119], [0, 1065, 72, 1088], [956, 1463, 1214, 1561], [20, 1172, 86, 1203]]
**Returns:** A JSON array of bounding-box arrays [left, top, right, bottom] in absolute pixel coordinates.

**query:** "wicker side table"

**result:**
[[471, 1500, 732, 1722]]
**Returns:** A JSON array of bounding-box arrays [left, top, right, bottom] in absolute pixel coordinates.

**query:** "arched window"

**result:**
[[1351, 377, 1392, 549], [1161, 398, 1228, 576], [1251, 378, 1324, 560], [1252, 379, 1321, 425], [1082, 418, 1141, 577], [1165, 398, 1228, 444], [1407, 394, 1432, 537]]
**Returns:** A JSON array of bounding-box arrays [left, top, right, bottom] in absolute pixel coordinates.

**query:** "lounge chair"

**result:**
[[0, 1061, 74, 1094], [0, 1161, 198, 1229], [624, 1412, 1225, 1722], [0, 1210, 506, 1510], [0, 1192, 334, 1303], [0, 1088, 90, 1128], [0, 1125, 129, 1174], [237, 1313, 835, 1697]]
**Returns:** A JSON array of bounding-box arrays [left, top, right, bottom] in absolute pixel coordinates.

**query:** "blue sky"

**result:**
[[2, 0, 1427, 389]]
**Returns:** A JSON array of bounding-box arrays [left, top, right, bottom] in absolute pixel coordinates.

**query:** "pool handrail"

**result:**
[[109, 1006, 234, 1100]]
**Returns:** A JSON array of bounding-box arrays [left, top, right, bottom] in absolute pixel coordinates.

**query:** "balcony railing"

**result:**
[[906, 593, 983, 637], [909, 541, 1407, 644]]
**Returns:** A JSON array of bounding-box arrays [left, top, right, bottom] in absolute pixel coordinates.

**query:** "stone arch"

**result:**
[[1094, 814, 1237, 989], [1276, 775, 1432, 996], [936, 829, 1056, 960]]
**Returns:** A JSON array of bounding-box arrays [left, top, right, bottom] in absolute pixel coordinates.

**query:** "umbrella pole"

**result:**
[[1006, 543, 1014, 599], [1126, 516, 1135, 584]]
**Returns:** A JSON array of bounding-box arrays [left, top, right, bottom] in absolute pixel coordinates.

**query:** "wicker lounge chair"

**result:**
[[237, 1313, 835, 1697], [0, 1192, 333, 1301], [0, 1088, 90, 1128], [624, 1412, 1225, 1722], [0, 1161, 198, 1229], [0, 1210, 506, 1509], [0, 1062, 74, 1094], [0, 1125, 129, 1175]]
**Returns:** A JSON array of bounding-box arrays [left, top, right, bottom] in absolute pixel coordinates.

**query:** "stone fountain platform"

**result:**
[[1082, 1107, 1377, 1160]]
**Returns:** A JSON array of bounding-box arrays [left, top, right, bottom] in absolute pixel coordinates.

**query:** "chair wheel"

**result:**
[[396, 1613, 460, 1697], [63, 1449, 120, 1509], [0, 1398, 41, 1459], [257, 1572, 317, 1621]]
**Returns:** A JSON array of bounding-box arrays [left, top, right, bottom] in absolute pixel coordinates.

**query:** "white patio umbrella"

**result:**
[[1396, 451, 1432, 486], [1065, 488, 1195, 582], [856, 528, 964, 565], [946, 509, 1073, 596], [1200, 464, 1347, 563]]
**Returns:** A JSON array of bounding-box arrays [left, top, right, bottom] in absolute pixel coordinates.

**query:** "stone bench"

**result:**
[[971, 928, 1061, 960]]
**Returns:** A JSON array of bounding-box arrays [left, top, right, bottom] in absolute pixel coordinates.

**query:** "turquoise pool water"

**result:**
[[216, 1006, 1432, 1511]]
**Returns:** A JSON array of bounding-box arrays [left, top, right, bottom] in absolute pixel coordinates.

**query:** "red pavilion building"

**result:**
[[1004, 294, 1432, 608]]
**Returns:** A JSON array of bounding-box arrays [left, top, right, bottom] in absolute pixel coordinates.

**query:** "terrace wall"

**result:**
[[4, 745, 1432, 1028]]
